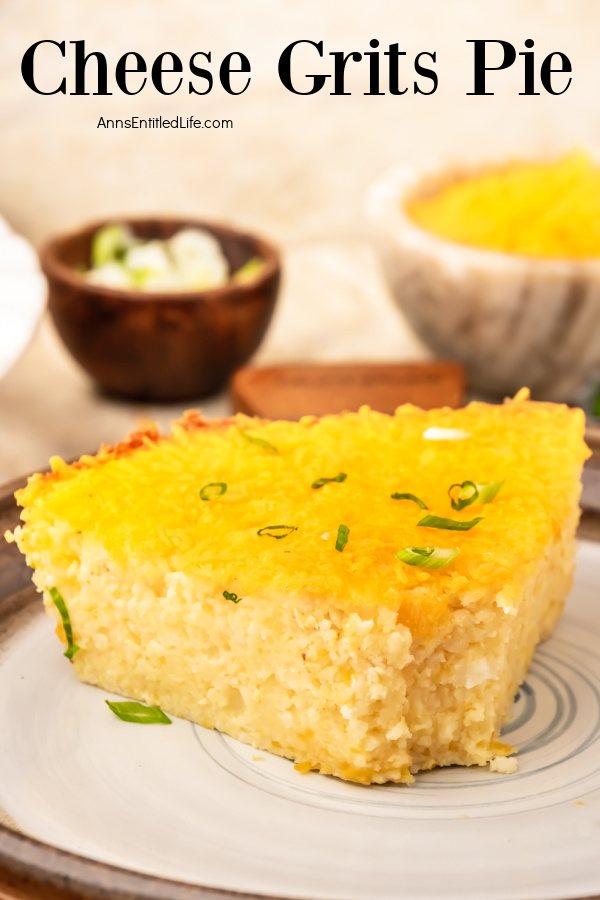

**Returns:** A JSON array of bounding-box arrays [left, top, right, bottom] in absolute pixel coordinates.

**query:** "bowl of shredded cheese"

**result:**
[[367, 150, 600, 401]]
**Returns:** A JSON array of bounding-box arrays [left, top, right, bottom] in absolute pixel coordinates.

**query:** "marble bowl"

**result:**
[[367, 163, 600, 402]]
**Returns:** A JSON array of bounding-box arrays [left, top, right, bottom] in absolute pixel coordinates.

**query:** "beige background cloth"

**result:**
[[0, 0, 597, 481]]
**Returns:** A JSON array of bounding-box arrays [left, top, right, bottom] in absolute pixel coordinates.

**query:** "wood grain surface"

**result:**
[[230, 361, 466, 418]]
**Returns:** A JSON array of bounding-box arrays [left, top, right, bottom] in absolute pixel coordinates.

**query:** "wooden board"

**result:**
[[230, 361, 466, 419]]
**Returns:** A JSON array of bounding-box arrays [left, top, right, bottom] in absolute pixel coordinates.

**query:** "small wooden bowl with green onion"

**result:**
[[41, 217, 281, 402]]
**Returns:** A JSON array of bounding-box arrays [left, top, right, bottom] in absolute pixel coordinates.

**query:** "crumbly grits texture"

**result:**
[[9, 390, 589, 784]]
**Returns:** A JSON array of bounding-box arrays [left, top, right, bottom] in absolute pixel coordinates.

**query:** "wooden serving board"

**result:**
[[230, 361, 466, 419]]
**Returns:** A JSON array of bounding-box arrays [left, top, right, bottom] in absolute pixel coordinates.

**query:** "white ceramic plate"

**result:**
[[1, 542, 600, 900], [0, 216, 46, 380]]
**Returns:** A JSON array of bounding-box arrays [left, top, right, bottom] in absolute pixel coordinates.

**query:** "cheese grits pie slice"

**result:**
[[8, 390, 589, 784]]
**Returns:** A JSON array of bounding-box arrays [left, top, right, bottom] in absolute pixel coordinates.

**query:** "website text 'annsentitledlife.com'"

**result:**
[[97, 115, 233, 129]]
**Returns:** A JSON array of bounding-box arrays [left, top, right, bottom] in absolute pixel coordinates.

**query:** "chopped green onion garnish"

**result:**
[[257, 525, 298, 539], [335, 524, 349, 552], [448, 480, 504, 510], [417, 514, 483, 531], [477, 481, 505, 504], [49, 587, 79, 660], [390, 492, 429, 509], [105, 700, 172, 724], [396, 546, 460, 569], [312, 472, 347, 490], [448, 481, 479, 511], [233, 256, 265, 284], [91, 223, 135, 268], [223, 590, 242, 603], [237, 428, 279, 454], [199, 482, 227, 501], [592, 383, 600, 419]]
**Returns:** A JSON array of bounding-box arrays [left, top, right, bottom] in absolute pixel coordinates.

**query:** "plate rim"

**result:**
[[1, 473, 599, 900], [0, 478, 274, 900]]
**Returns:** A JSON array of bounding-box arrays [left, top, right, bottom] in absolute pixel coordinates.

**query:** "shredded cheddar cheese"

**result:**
[[14, 394, 587, 636], [407, 151, 600, 259]]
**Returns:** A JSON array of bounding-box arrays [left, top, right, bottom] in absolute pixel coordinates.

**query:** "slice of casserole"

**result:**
[[8, 390, 589, 784]]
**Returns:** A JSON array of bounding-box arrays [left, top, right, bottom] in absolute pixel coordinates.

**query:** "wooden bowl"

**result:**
[[41, 218, 281, 402], [367, 163, 600, 402]]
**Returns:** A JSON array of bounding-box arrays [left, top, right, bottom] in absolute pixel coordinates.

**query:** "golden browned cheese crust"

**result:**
[[7, 392, 589, 783]]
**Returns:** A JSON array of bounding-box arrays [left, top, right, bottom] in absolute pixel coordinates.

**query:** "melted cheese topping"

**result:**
[[407, 151, 600, 259], [15, 393, 588, 633]]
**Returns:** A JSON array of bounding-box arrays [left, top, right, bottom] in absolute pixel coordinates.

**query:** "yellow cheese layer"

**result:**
[[407, 151, 600, 259], [14, 392, 588, 636]]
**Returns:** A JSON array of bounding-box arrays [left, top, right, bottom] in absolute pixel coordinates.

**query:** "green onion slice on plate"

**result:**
[[199, 482, 227, 501], [257, 525, 298, 539], [396, 546, 460, 568], [223, 590, 242, 603], [335, 524, 349, 552], [311, 472, 347, 489], [237, 428, 279, 454], [105, 700, 172, 724], [448, 480, 504, 510], [49, 587, 79, 661], [418, 514, 483, 531], [390, 492, 429, 509]]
